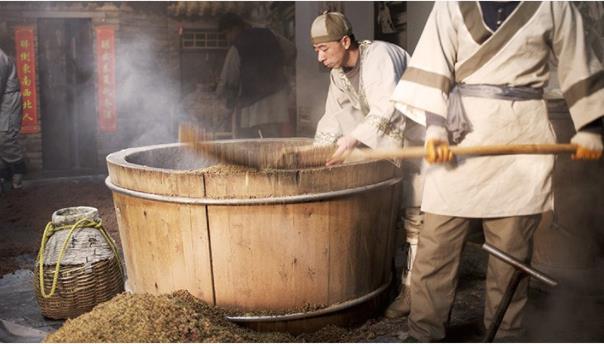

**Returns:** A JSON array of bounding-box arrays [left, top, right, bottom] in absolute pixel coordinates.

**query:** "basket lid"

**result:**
[[43, 228, 116, 265], [52, 206, 100, 226]]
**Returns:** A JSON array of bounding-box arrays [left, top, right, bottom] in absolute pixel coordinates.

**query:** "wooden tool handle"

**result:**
[[450, 143, 578, 156], [349, 143, 578, 161], [179, 122, 581, 169]]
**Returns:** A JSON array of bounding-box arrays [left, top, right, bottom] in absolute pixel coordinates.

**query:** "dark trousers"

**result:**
[[408, 213, 541, 341], [0, 128, 26, 178]]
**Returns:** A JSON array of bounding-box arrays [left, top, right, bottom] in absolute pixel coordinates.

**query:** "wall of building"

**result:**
[[0, 3, 182, 174], [103, 10, 181, 158], [2, 2, 299, 176], [406, 1, 433, 54]]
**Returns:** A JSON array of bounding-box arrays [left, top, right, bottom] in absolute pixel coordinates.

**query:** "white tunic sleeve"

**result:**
[[551, 2, 604, 130], [314, 79, 345, 145], [391, 2, 458, 126], [350, 45, 408, 149]]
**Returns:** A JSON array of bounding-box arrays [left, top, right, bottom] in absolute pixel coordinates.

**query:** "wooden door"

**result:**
[[38, 18, 97, 173]]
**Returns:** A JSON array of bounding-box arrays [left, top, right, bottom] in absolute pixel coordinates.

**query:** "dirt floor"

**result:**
[[1, 175, 603, 342], [0, 176, 119, 276]]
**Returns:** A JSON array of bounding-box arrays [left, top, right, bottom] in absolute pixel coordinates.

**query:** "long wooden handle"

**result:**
[[349, 143, 578, 161]]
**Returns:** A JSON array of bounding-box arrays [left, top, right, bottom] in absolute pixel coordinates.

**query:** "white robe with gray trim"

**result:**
[[391, 1, 604, 218], [216, 31, 295, 129], [315, 41, 421, 148], [314, 41, 425, 207]]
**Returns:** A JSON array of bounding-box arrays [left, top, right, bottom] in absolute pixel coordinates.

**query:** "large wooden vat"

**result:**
[[105, 138, 402, 332]]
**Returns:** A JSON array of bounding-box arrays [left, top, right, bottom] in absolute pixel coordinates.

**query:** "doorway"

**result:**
[[37, 18, 97, 174]]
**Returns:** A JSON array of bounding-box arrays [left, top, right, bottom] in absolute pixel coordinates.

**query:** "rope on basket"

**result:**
[[37, 218, 123, 298]]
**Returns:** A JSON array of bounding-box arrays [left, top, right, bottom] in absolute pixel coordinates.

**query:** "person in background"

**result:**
[[216, 13, 295, 139], [391, 2, 603, 341], [0, 24, 26, 192], [310, 11, 424, 319]]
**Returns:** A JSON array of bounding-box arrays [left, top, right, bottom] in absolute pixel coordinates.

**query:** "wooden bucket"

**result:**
[[105, 138, 402, 332]]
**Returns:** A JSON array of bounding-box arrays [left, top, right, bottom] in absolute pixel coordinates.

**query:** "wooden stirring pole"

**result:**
[[178, 124, 579, 170], [276, 143, 578, 169], [345, 143, 578, 160]]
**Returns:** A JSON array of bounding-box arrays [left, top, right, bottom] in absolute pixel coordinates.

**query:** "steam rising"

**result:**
[[115, 17, 180, 149]]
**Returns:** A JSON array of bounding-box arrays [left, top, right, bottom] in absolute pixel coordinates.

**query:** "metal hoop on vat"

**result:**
[[225, 274, 392, 322], [105, 176, 402, 205]]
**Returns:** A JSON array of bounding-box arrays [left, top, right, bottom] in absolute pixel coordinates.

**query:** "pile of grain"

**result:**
[[296, 317, 407, 342], [45, 290, 406, 342], [45, 290, 293, 343], [296, 324, 353, 342]]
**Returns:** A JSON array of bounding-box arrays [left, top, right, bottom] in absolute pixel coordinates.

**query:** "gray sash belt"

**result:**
[[447, 84, 543, 143]]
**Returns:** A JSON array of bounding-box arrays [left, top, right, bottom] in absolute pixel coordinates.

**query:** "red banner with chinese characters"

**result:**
[[95, 26, 117, 132], [14, 26, 40, 134]]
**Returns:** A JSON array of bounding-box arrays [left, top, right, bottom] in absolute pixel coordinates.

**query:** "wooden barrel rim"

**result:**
[[106, 140, 391, 175], [106, 139, 313, 173], [105, 176, 402, 205]]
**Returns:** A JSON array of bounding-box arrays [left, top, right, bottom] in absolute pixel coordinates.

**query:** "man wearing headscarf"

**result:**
[[310, 11, 424, 318]]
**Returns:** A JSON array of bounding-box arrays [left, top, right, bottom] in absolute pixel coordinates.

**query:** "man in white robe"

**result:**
[[216, 13, 296, 138], [391, 2, 603, 341], [310, 11, 424, 318]]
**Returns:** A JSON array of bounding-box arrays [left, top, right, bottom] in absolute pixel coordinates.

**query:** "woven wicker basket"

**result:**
[[34, 206, 124, 319]]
